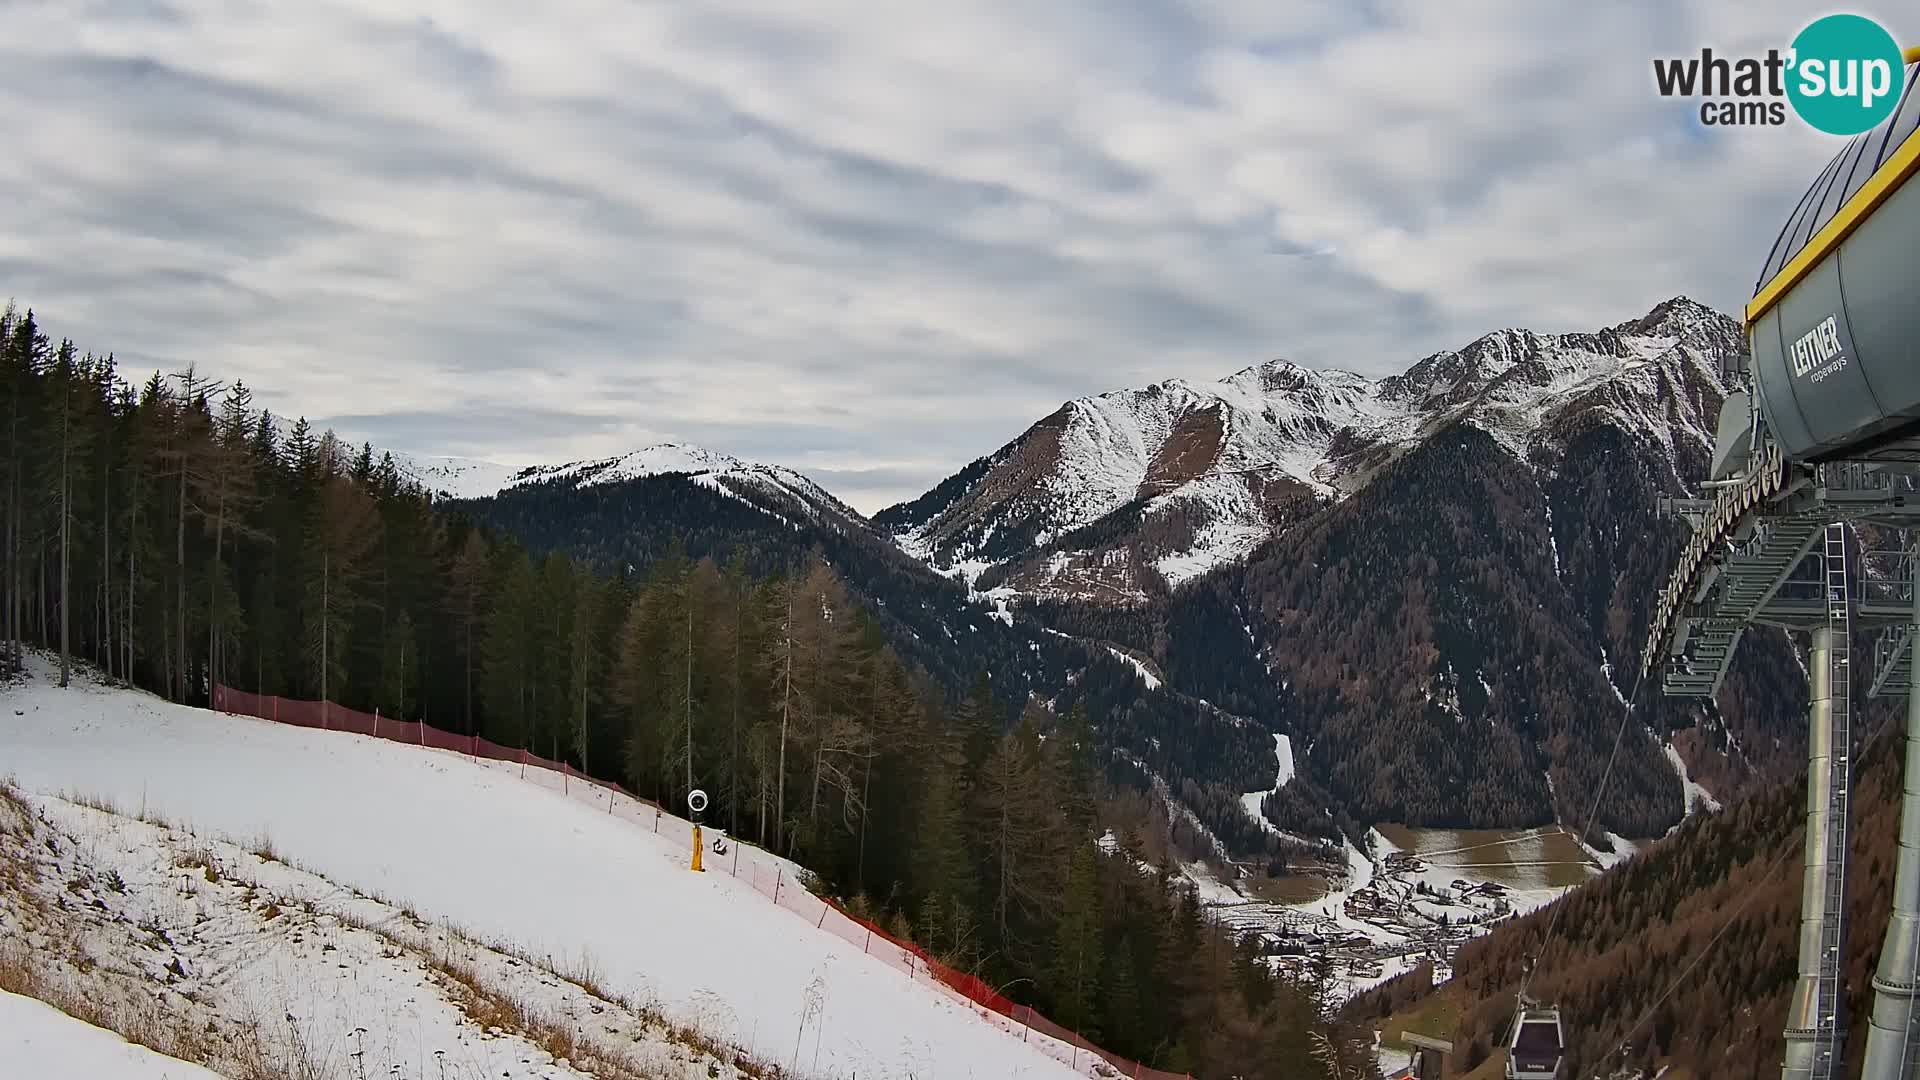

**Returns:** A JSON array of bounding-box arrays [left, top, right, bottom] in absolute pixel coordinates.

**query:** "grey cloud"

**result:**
[[321, 408, 627, 458], [0, 0, 1860, 513]]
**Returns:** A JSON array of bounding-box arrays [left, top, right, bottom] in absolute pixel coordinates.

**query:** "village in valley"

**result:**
[[1188, 825, 1610, 1000]]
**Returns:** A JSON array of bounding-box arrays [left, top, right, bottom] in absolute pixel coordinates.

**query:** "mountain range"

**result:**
[[434, 296, 1805, 848]]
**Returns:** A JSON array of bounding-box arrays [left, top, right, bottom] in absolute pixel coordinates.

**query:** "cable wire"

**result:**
[[1518, 659, 1651, 1005]]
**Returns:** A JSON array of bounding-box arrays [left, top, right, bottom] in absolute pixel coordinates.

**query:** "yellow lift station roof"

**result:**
[[1749, 52, 1920, 327]]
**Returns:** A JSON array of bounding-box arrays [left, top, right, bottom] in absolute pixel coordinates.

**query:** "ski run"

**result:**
[[1, 657, 1091, 1080]]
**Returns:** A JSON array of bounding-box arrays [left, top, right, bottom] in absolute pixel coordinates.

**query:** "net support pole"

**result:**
[[1862, 553, 1920, 1080]]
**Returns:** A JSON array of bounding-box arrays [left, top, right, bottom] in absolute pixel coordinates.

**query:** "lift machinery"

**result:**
[[1645, 50, 1920, 1080]]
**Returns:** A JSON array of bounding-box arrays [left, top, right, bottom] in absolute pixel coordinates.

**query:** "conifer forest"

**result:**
[[0, 303, 1371, 1079]]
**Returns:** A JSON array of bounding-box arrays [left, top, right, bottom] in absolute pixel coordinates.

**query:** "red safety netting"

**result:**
[[210, 685, 1187, 1080]]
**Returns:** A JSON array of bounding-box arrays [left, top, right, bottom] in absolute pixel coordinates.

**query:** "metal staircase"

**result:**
[[1812, 523, 1854, 1080], [1662, 517, 1826, 697], [1871, 624, 1914, 698]]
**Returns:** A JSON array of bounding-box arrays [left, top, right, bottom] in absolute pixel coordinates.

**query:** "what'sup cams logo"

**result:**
[[1654, 14, 1908, 134]]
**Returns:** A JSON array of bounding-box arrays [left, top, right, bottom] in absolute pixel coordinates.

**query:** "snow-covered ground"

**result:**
[[1239, 734, 1295, 833], [1105, 647, 1162, 690], [1, 990, 225, 1080], [1664, 741, 1723, 816], [1, 788, 752, 1080], [1, 660, 1085, 1080], [390, 452, 529, 501]]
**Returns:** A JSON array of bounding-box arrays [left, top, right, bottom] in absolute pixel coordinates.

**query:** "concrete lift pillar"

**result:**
[[1862, 553, 1920, 1080], [1785, 524, 1855, 1080]]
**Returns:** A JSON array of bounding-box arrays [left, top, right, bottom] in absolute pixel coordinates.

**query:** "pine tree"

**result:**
[[164, 364, 218, 702], [3, 308, 50, 674], [447, 529, 489, 732], [380, 608, 416, 718], [483, 548, 537, 747], [1051, 842, 1103, 1038], [196, 381, 264, 692], [913, 757, 973, 912], [1104, 943, 1142, 1046], [303, 465, 381, 718], [50, 340, 94, 687], [570, 573, 601, 771]]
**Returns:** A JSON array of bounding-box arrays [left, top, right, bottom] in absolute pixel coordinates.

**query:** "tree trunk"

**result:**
[[6, 398, 18, 672], [100, 422, 110, 678], [809, 746, 822, 842], [58, 374, 70, 688], [731, 583, 742, 837], [175, 447, 186, 702], [207, 481, 225, 696], [858, 668, 877, 885], [320, 548, 329, 727], [777, 588, 792, 855], [125, 498, 136, 685], [997, 753, 1010, 940]]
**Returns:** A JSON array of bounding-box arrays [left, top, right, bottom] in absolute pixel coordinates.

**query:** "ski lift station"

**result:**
[[1643, 46, 1920, 1080]]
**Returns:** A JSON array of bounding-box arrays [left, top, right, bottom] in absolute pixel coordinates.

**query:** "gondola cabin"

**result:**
[[1505, 1007, 1565, 1080]]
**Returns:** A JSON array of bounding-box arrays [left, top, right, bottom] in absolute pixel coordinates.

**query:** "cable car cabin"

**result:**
[[1740, 58, 1920, 466], [1505, 1008, 1566, 1080]]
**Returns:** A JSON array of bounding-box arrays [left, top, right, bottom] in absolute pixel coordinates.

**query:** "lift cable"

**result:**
[[1516, 658, 1651, 1006]]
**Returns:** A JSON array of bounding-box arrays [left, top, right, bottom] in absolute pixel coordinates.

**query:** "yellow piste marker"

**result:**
[[688, 789, 709, 872]]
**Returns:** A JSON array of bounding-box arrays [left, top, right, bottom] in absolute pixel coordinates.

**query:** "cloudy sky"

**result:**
[[0, 1, 1898, 511]]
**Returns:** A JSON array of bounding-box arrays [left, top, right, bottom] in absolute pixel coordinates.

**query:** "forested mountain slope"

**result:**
[[1350, 713, 1907, 1080]]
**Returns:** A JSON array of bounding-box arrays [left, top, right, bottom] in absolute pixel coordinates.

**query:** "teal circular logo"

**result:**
[[1786, 15, 1907, 135]]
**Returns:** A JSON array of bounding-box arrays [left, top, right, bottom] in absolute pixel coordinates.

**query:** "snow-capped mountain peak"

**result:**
[[882, 297, 1741, 601], [394, 443, 861, 532], [513, 443, 757, 489]]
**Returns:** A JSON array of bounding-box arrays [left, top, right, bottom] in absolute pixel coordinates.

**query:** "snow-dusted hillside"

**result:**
[[881, 297, 1739, 600], [0, 662, 1085, 1080], [509, 445, 865, 526], [390, 452, 533, 501], [398, 443, 863, 533]]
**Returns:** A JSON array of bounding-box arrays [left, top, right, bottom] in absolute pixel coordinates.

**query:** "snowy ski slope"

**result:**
[[1, 666, 1085, 1080], [0, 990, 225, 1080]]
